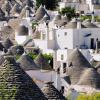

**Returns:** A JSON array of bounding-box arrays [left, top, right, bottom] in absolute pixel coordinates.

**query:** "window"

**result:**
[[63, 63, 66, 73], [65, 32, 67, 36], [61, 55, 64, 60], [57, 68, 60, 74]]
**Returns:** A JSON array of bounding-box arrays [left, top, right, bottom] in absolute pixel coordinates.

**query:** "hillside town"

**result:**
[[0, 0, 100, 99]]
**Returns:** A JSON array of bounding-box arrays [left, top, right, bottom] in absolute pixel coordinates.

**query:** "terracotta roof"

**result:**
[[42, 82, 66, 100], [0, 55, 47, 99]]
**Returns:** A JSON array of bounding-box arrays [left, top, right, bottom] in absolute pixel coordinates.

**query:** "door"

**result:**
[[91, 38, 94, 49]]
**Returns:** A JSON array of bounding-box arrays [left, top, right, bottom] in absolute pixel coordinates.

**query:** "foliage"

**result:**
[[43, 53, 53, 67], [77, 93, 100, 100], [81, 15, 92, 21], [36, 0, 58, 10], [28, 52, 37, 60], [15, 54, 21, 60], [28, 53, 53, 67], [32, 22, 38, 29], [81, 15, 100, 22], [59, 7, 76, 20]]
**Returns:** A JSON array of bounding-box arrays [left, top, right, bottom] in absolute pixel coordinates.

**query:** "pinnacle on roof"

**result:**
[[77, 68, 100, 89], [42, 82, 66, 100], [34, 53, 52, 70], [0, 55, 47, 99], [17, 54, 38, 71]]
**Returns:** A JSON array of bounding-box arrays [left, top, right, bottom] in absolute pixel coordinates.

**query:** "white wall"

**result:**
[[56, 29, 74, 49], [57, 49, 68, 62], [15, 36, 27, 44], [56, 28, 100, 49]]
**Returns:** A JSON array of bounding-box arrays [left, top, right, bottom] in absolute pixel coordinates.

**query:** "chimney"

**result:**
[[77, 19, 81, 29]]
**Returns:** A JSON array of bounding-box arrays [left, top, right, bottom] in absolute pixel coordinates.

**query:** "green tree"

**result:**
[[36, 0, 58, 10], [59, 7, 76, 20]]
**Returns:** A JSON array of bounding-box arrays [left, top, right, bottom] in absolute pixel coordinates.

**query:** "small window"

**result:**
[[61, 55, 64, 60], [57, 68, 60, 74], [65, 32, 67, 36], [63, 63, 66, 73]]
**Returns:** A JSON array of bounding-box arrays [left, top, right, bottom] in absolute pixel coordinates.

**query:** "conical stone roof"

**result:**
[[17, 25, 29, 36], [34, 53, 52, 70], [0, 25, 14, 40], [35, 5, 49, 21], [67, 49, 92, 84], [83, 20, 98, 28], [0, 55, 4, 65], [10, 45, 24, 55], [42, 82, 66, 100], [65, 21, 85, 29], [0, 55, 47, 99], [2, 1, 12, 14], [77, 68, 100, 89], [17, 54, 38, 71], [10, 3, 22, 15], [0, 42, 4, 51], [0, 8, 5, 18], [19, 6, 32, 18], [2, 38, 13, 50]]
